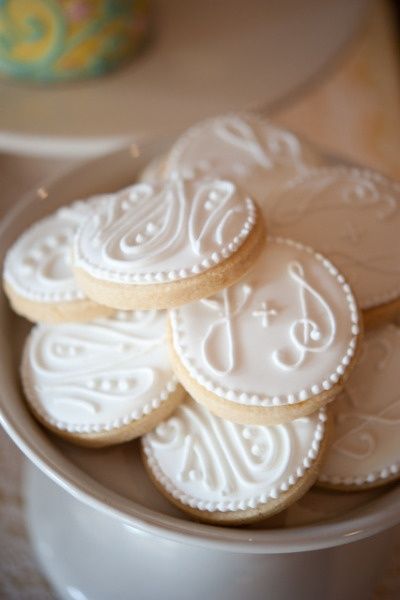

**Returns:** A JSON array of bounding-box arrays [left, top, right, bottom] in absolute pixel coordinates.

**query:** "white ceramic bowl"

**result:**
[[0, 143, 399, 600]]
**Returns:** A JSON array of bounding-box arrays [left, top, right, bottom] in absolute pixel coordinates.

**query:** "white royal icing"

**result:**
[[21, 310, 178, 433], [319, 324, 400, 486], [73, 178, 256, 285], [265, 167, 400, 309], [143, 397, 327, 512], [4, 198, 105, 304], [170, 237, 359, 408], [164, 113, 321, 200]]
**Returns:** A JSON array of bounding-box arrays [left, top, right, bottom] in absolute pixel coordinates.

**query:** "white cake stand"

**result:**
[[0, 0, 368, 158]]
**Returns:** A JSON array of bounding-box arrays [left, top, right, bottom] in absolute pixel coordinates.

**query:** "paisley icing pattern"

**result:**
[[73, 178, 256, 284], [4, 197, 104, 304], [21, 310, 178, 433], [266, 167, 400, 309], [164, 113, 322, 201], [170, 237, 360, 408], [143, 397, 327, 512], [319, 324, 400, 486]]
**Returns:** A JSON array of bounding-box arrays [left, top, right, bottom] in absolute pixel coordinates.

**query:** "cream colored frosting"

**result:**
[[170, 237, 359, 408], [73, 178, 256, 285], [21, 310, 178, 433], [143, 396, 327, 512], [319, 324, 400, 486], [265, 167, 400, 310]]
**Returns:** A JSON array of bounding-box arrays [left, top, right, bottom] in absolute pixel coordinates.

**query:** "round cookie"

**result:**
[[142, 396, 330, 525], [73, 178, 265, 310], [21, 310, 185, 447], [318, 323, 400, 490], [168, 237, 362, 425], [164, 112, 323, 197], [263, 167, 400, 327], [3, 198, 113, 323]]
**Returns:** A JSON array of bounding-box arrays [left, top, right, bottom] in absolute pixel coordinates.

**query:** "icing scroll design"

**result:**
[[95, 182, 186, 266], [188, 180, 244, 255], [200, 285, 252, 375], [272, 261, 336, 371], [332, 394, 400, 460], [32, 313, 163, 416], [214, 116, 302, 169], [151, 403, 292, 495], [332, 330, 400, 460], [271, 170, 399, 227]]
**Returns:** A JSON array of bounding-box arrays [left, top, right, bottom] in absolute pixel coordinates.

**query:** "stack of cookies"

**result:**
[[3, 113, 400, 525]]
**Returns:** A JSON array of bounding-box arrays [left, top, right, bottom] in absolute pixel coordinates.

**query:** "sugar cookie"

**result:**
[[263, 167, 400, 327], [3, 199, 113, 323], [142, 396, 330, 525], [21, 310, 185, 447], [164, 112, 323, 196], [318, 323, 400, 490], [73, 178, 265, 310], [169, 237, 362, 425]]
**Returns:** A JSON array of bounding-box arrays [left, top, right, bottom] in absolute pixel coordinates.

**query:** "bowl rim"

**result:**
[[1, 142, 399, 555]]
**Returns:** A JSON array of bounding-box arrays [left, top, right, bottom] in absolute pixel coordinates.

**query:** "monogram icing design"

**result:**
[[319, 324, 400, 486], [143, 398, 327, 511], [200, 285, 252, 375], [74, 178, 256, 284], [170, 237, 359, 407], [272, 261, 336, 372], [22, 310, 178, 433], [4, 198, 102, 303], [267, 167, 400, 309], [165, 114, 320, 195]]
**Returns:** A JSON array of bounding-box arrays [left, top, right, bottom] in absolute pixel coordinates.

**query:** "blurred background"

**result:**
[[0, 0, 399, 597]]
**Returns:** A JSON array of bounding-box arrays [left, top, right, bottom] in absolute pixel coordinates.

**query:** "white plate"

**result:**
[[0, 0, 368, 158], [0, 140, 399, 556]]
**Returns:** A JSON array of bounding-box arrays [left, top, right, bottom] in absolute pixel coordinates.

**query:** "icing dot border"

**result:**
[[3, 201, 95, 304], [170, 236, 361, 408], [142, 408, 327, 512], [318, 460, 400, 487], [73, 195, 257, 285], [20, 327, 179, 435], [276, 166, 400, 310]]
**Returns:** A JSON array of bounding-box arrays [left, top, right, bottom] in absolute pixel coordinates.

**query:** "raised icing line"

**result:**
[[319, 324, 400, 486], [143, 397, 327, 512], [74, 178, 257, 285], [170, 237, 359, 408], [21, 310, 178, 433]]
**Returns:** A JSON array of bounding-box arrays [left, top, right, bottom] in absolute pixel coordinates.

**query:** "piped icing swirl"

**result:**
[[164, 113, 322, 198], [21, 310, 178, 433], [73, 178, 257, 284], [319, 324, 400, 487], [265, 167, 400, 310], [4, 198, 104, 304], [143, 396, 327, 512], [170, 237, 360, 408]]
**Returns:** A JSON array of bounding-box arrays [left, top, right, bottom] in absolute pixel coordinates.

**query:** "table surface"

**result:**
[[0, 1, 399, 597]]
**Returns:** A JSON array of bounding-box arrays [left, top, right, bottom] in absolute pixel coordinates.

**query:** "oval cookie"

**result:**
[[3, 199, 113, 323], [73, 178, 265, 310], [142, 396, 329, 525], [319, 323, 400, 490], [164, 112, 323, 196], [21, 310, 185, 447], [169, 237, 362, 425], [264, 167, 400, 326]]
